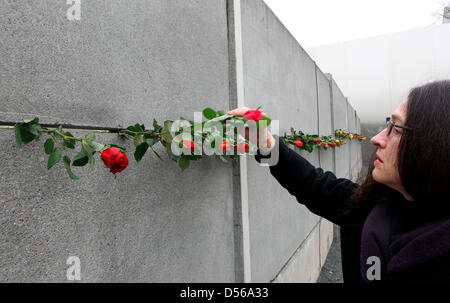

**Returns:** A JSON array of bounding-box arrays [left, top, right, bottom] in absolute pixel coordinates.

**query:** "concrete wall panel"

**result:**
[[331, 78, 350, 179], [316, 67, 334, 173], [241, 0, 320, 282], [0, 0, 235, 282]]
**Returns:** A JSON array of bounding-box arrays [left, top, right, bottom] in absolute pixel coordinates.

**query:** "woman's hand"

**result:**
[[226, 107, 276, 153]]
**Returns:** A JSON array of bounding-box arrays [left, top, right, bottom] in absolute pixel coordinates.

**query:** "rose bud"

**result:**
[[244, 109, 263, 121], [235, 142, 249, 154], [294, 140, 303, 147], [101, 147, 129, 174], [220, 141, 231, 151], [180, 140, 195, 152]]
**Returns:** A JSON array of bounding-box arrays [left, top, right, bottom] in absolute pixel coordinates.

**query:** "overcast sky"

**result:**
[[263, 0, 449, 47]]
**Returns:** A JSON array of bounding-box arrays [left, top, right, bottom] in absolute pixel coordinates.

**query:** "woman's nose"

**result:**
[[371, 128, 387, 148]]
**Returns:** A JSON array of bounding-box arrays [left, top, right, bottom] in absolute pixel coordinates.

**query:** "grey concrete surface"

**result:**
[[0, 132, 236, 282], [0, 0, 230, 127], [316, 66, 334, 173], [241, 0, 360, 282], [241, 0, 321, 282], [0, 0, 235, 282], [330, 77, 351, 179]]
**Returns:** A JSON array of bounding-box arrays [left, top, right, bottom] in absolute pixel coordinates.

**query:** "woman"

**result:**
[[226, 80, 450, 283]]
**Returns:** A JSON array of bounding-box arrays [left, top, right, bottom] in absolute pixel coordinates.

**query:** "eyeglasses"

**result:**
[[385, 117, 413, 136]]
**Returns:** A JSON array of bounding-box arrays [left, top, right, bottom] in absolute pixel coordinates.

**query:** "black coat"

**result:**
[[255, 136, 450, 283]]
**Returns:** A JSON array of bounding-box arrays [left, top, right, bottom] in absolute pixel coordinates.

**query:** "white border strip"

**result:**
[[233, 0, 251, 283]]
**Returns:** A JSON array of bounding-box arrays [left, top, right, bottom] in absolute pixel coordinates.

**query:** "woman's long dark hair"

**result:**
[[345, 80, 450, 218]]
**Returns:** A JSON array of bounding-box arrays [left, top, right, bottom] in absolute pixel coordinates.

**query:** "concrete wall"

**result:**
[[0, 0, 362, 282]]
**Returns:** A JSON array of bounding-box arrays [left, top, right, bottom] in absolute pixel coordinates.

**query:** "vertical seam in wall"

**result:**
[[314, 64, 321, 168], [318, 218, 322, 272], [227, 0, 251, 283], [328, 76, 336, 174], [346, 99, 351, 179]]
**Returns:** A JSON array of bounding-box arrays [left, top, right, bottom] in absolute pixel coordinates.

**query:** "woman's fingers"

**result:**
[[226, 107, 251, 117], [226, 107, 267, 117]]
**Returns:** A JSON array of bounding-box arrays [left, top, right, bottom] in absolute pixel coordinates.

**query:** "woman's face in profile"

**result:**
[[370, 101, 413, 200]]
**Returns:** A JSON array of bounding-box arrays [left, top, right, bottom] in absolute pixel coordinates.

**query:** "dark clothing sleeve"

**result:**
[[254, 135, 363, 226]]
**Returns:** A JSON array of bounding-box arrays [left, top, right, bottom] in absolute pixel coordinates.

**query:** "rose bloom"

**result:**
[[244, 109, 263, 121], [235, 142, 249, 154], [221, 141, 231, 151], [101, 147, 129, 174], [181, 140, 195, 152]]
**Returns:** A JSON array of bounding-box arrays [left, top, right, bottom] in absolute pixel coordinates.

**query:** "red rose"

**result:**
[[235, 142, 249, 154], [320, 142, 327, 146], [294, 140, 303, 147], [181, 140, 195, 152], [101, 147, 128, 174], [220, 141, 231, 151], [244, 109, 263, 121], [328, 143, 334, 147]]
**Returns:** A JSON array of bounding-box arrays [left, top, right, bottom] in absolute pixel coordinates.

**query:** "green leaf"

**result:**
[[73, 150, 89, 167], [256, 116, 271, 128], [27, 124, 41, 140], [14, 124, 23, 148], [44, 139, 54, 154], [47, 148, 62, 170], [145, 138, 160, 146], [152, 118, 162, 132], [15, 123, 38, 146], [161, 121, 174, 144], [203, 108, 217, 120], [63, 156, 79, 180], [134, 142, 149, 162], [133, 134, 144, 148], [179, 156, 190, 171], [204, 115, 233, 129], [84, 132, 96, 144], [89, 141, 105, 152], [217, 110, 225, 116], [82, 141, 95, 172], [126, 124, 144, 133], [62, 132, 76, 149], [23, 118, 39, 124]]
